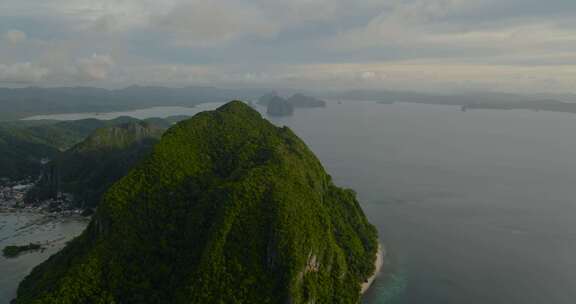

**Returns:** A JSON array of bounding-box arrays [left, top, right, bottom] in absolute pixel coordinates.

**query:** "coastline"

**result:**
[[361, 243, 385, 294], [0, 208, 90, 222], [0, 212, 89, 304]]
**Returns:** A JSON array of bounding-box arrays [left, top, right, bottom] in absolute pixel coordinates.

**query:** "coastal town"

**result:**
[[0, 179, 80, 215], [0, 179, 34, 209]]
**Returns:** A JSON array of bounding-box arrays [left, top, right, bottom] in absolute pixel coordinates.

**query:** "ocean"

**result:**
[[4, 100, 576, 303]]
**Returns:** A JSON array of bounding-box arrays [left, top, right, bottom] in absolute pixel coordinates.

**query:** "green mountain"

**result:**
[[27, 121, 164, 209], [0, 117, 138, 180], [0, 116, 187, 181], [0, 127, 59, 180], [15, 101, 379, 304], [69, 120, 164, 152], [24, 117, 139, 150]]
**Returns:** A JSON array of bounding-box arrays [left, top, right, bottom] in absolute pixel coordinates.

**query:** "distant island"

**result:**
[[377, 97, 576, 113], [259, 92, 326, 108], [330, 89, 576, 114], [3, 243, 43, 258], [259, 92, 327, 117], [287, 93, 327, 108], [459, 99, 576, 113], [15, 101, 380, 304], [266, 96, 295, 116]]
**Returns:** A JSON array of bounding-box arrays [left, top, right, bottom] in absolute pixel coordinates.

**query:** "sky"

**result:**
[[1, 0, 576, 93]]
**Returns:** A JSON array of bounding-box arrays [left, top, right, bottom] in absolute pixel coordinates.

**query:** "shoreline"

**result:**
[[361, 243, 385, 294], [0, 207, 87, 217]]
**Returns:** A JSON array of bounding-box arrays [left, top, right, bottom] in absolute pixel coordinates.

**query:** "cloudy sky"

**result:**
[[1, 0, 576, 93]]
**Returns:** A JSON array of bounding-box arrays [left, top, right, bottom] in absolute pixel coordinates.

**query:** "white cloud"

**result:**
[[326, 0, 491, 49], [154, 1, 277, 47], [12, 0, 171, 32], [75, 54, 115, 81], [0, 62, 48, 83], [2, 0, 576, 93], [421, 22, 576, 50], [320, 0, 576, 72], [277, 61, 576, 93], [0, 0, 385, 46], [385, 0, 486, 23], [3, 30, 27, 44]]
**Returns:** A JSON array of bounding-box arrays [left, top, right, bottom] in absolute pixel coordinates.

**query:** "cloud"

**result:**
[[75, 54, 115, 81], [153, 1, 277, 47], [0, 0, 383, 46], [325, 0, 491, 49], [0, 62, 48, 83], [2, 0, 576, 92], [0, 54, 116, 84], [321, 1, 576, 67], [3, 30, 27, 44], [4, 0, 280, 45]]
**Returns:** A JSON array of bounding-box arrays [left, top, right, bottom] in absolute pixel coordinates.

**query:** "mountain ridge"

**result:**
[[26, 121, 165, 209], [16, 101, 379, 303]]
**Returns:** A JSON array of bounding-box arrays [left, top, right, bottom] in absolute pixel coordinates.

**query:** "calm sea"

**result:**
[[0, 213, 87, 303], [5, 100, 576, 303]]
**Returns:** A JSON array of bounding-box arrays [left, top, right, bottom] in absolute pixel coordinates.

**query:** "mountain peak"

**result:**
[[16, 100, 379, 304], [211, 100, 260, 117], [73, 121, 163, 152], [217, 99, 251, 110]]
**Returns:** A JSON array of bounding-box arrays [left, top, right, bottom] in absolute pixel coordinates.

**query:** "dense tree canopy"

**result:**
[[16, 101, 378, 304]]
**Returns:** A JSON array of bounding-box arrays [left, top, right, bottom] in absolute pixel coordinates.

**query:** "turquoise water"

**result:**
[[6, 100, 576, 303]]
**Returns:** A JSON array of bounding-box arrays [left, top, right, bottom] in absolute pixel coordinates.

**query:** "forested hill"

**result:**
[[26, 121, 165, 209], [0, 126, 60, 180], [0, 116, 185, 180], [0, 117, 137, 180], [16, 101, 379, 304]]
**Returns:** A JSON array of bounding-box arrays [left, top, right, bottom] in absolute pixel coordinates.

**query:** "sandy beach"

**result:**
[[361, 243, 385, 294]]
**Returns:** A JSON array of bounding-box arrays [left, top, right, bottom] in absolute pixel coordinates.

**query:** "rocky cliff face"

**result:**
[[71, 121, 163, 152], [26, 121, 164, 209], [16, 101, 378, 304], [266, 96, 295, 116]]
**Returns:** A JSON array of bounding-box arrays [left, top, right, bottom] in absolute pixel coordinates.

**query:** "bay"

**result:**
[[5, 100, 576, 303]]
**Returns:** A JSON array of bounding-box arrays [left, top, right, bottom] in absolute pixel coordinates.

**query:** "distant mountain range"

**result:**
[[0, 86, 270, 120], [258, 92, 326, 116], [3, 86, 576, 121], [258, 92, 326, 108], [330, 89, 576, 114]]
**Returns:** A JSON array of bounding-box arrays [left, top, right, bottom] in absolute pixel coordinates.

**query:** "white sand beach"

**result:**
[[361, 243, 385, 294]]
